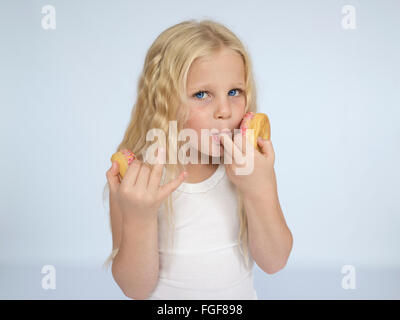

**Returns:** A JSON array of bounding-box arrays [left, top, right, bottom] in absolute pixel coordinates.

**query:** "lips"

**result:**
[[210, 129, 232, 144], [212, 134, 221, 143], [210, 129, 232, 136]]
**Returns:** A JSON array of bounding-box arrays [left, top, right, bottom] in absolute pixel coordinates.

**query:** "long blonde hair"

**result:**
[[102, 19, 258, 270]]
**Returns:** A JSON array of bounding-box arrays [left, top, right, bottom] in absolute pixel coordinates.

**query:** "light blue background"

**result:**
[[1, 0, 399, 299]]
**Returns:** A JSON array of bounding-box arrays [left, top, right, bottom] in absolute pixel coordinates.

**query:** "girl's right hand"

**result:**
[[106, 147, 187, 222]]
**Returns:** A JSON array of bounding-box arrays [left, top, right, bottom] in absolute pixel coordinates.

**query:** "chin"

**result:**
[[191, 146, 222, 163]]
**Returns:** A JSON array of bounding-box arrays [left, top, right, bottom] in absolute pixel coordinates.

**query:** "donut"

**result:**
[[239, 112, 271, 152], [110, 149, 136, 179]]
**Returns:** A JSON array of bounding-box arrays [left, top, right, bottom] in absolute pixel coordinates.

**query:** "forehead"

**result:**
[[187, 49, 245, 88]]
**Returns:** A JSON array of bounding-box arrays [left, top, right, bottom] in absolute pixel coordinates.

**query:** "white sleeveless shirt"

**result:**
[[147, 163, 258, 300]]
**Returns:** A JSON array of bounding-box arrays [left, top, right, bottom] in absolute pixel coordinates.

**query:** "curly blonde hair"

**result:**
[[102, 18, 258, 271]]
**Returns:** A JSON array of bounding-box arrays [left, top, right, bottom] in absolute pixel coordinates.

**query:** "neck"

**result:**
[[181, 152, 220, 183]]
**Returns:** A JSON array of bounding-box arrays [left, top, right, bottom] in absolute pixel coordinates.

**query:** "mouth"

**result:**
[[210, 129, 232, 136], [210, 129, 232, 144]]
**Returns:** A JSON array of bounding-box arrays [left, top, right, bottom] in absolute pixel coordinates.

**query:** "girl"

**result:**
[[102, 19, 293, 300]]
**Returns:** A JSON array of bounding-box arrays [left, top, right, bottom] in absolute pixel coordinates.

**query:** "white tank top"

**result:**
[[147, 163, 258, 300]]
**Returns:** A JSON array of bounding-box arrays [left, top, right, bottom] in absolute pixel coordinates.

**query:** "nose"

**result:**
[[214, 97, 232, 119]]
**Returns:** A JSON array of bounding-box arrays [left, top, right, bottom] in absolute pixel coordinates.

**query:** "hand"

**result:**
[[106, 147, 187, 221], [219, 132, 276, 198]]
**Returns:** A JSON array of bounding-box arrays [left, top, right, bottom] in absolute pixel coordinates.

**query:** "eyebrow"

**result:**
[[188, 82, 244, 91]]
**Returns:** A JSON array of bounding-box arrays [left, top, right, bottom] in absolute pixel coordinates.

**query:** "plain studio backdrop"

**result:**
[[0, 0, 399, 299]]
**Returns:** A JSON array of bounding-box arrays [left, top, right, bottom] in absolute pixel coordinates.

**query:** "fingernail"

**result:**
[[183, 171, 188, 178]]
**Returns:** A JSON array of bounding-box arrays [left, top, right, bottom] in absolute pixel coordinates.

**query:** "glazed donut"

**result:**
[[110, 149, 136, 179], [239, 112, 271, 152]]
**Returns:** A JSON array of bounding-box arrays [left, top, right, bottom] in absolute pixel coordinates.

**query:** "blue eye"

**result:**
[[228, 88, 242, 96], [194, 91, 208, 99], [193, 88, 243, 100]]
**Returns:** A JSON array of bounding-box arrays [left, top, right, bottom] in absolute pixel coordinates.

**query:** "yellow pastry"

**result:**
[[239, 112, 271, 152], [110, 149, 136, 179]]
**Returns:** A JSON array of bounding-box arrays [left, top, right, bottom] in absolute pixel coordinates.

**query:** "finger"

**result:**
[[233, 129, 253, 155], [148, 147, 166, 192], [136, 162, 151, 188], [220, 132, 243, 164], [106, 162, 121, 192], [158, 170, 187, 200], [257, 137, 274, 158], [235, 131, 255, 166], [121, 158, 142, 188]]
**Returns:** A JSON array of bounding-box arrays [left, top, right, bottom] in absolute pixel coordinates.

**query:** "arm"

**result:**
[[111, 207, 160, 300], [243, 171, 293, 274], [218, 133, 292, 274], [106, 150, 185, 300]]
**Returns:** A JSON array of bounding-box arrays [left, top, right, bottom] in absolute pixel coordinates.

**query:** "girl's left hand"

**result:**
[[219, 131, 276, 198]]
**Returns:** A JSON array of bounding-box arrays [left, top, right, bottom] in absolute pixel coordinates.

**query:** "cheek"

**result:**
[[184, 112, 206, 146], [185, 119, 202, 138], [185, 108, 209, 131], [233, 100, 247, 127], [236, 96, 246, 111]]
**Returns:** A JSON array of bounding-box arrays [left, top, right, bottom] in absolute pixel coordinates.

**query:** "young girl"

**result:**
[[102, 19, 293, 300]]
